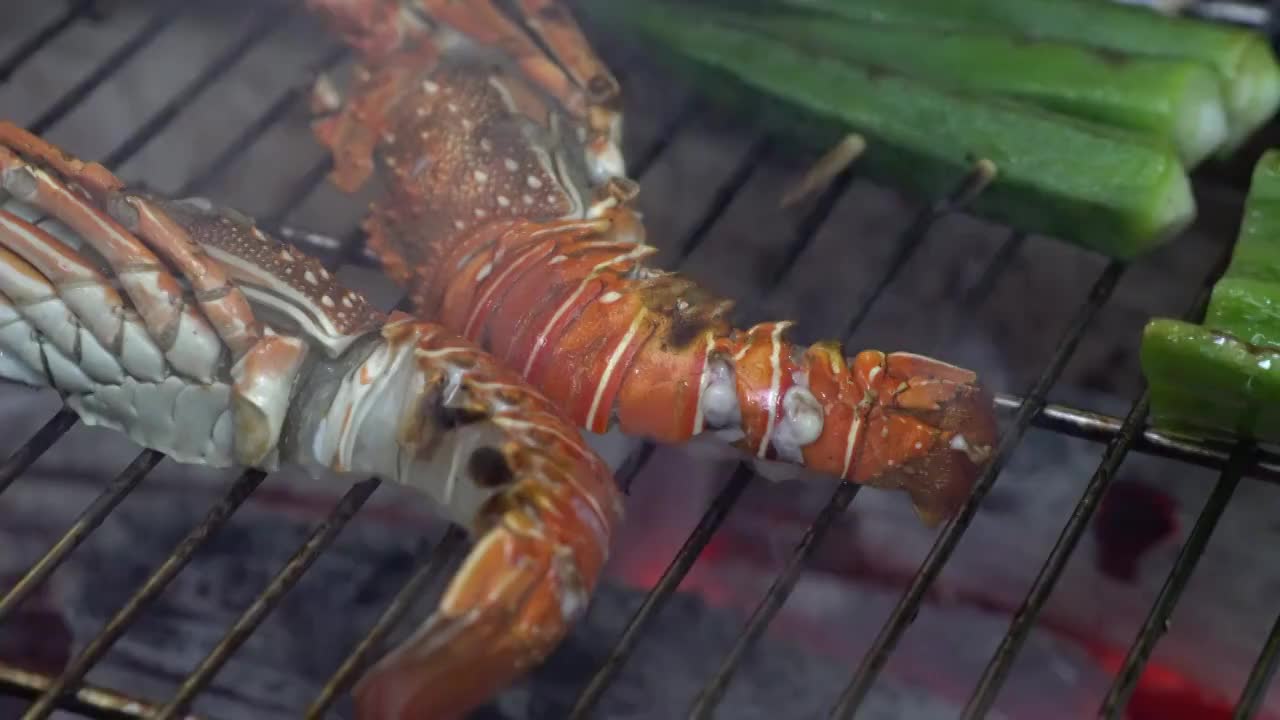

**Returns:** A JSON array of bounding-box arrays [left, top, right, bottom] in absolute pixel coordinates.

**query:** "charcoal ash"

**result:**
[[1, 465, 963, 720]]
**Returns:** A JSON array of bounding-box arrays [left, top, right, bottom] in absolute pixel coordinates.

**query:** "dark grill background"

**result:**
[[2, 1, 1280, 718]]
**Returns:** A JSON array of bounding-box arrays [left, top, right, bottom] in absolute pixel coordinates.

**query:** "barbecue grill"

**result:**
[[4, 1, 1280, 718]]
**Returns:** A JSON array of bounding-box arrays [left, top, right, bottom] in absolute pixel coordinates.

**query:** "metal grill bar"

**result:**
[[0, 409, 77, 497], [686, 159, 1001, 718], [305, 526, 467, 719], [99, 5, 294, 171], [0, 2, 285, 499], [0, 0, 98, 83], [960, 229, 1240, 718], [570, 133, 867, 717], [0, 4, 380, 716], [994, 393, 1280, 481], [839, 160, 997, 341], [24, 133, 372, 720], [0, 0, 335, 604], [0, 661, 179, 720], [1236, 610, 1280, 719], [20, 471, 266, 719], [29, 0, 188, 136], [568, 466, 754, 719], [178, 44, 349, 197], [263, 156, 336, 228], [0, 451, 164, 627], [154, 478, 382, 720], [959, 231, 1027, 312], [830, 261, 1128, 718], [1099, 442, 1252, 718]]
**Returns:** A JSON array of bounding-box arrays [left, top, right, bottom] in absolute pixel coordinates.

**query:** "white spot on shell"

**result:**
[[454, 219, 466, 230], [474, 170, 489, 183], [474, 208, 488, 218], [549, 255, 568, 265], [480, 139, 493, 152], [504, 158, 519, 171], [599, 291, 622, 304], [321, 296, 335, 307], [447, 102, 458, 113], [476, 263, 494, 283], [304, 271, 319, 285], [342, 296, 354, 308], [497, 195, 510, 207], [279, 250, 292, 262], [422, 80, 439, 94], [914, 442, 923, 450], [527, 175, 543, 189], [320, 268, 331, 280], [462, 118, 474, 131], [523, 194, 535, 205]]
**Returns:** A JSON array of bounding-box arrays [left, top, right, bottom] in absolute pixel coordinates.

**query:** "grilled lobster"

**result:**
[[0, 122, 623, 720], [305, 0, 1001, 525]]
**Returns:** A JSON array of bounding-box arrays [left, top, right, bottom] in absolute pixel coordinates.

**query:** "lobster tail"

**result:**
[[418, 212, 998, 522], [301, 0, 999, 523]]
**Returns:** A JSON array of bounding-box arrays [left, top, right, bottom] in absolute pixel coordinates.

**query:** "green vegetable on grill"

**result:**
[[689, 5, 1230, 166], [1141, 320, 1280, 444], [1142, 150, 1280, 445], [769, 0, 1280, 156], [582, 0, 1196, 259]]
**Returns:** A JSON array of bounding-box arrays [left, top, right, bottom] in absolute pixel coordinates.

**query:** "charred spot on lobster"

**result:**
[[468, 446, 515, 488], [636, 276, 731, 349]]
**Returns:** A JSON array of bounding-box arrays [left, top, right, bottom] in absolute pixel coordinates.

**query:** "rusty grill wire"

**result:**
[[2, 1, 1280, 719]]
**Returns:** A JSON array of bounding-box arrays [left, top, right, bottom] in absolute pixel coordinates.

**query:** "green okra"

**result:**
[[1206, 150, 1280, 347], [1143, 151, 1280, 444], [770, 0, 1280, 155], [1141, 319, 1280, 444], [583, 0, 1195, 259], [691, 6, 1229, 166]]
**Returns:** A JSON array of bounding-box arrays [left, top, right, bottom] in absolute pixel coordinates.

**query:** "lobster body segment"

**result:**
[[304, 0, 1000, 524], [0, 122, 622, 720]]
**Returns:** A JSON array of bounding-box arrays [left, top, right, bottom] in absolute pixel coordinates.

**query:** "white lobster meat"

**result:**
[[0, 121, 623, 720]]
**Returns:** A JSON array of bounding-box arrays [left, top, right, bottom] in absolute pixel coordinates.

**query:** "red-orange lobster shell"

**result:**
[[303, 0, 999, 525]]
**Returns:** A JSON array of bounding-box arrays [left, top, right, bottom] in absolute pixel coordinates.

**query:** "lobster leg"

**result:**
[[0, 143, 224, 382], [420, 0, 588, 119], [419, 0, 624, 180], [311, 43, 442, 193], [0, 241, 124, 386], [512, 0, 620, 107], [0, 207, 169, 382], [508, 0, 624, 178], [0, 125, 309, 467], [353, 519, 591, 720]]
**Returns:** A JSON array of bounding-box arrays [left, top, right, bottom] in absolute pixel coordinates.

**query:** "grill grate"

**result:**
[[2, 1, 1280, 719]]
